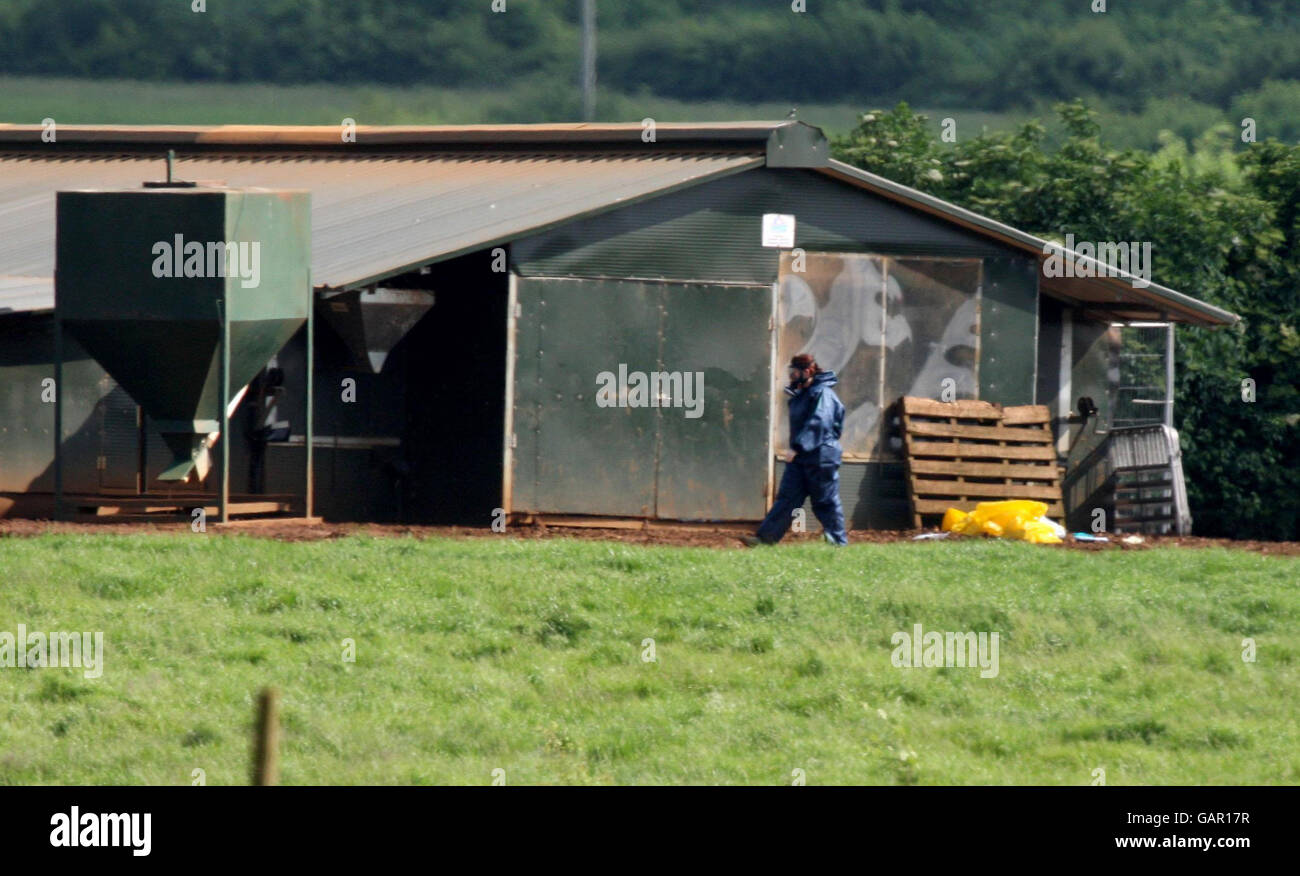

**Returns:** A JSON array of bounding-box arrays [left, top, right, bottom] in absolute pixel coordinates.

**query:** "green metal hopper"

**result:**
[[55, 186, 312, 487]]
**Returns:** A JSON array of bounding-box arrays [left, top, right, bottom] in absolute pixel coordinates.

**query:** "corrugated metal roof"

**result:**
[[0, 275, 53, 314], [0, 151, 763, 311], [0, 122, 1236, 327]]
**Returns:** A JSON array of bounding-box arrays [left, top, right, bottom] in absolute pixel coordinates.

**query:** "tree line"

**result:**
[[2, 0, 1299, 115]]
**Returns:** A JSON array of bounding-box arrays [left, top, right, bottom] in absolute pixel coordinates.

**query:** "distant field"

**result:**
[[0, 74, 1018, 140], [0, 75, 1250, 153], [0, 533, 1295, 785]]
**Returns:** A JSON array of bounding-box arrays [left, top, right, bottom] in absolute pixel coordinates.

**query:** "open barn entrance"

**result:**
[[398, 250, 509, 525]]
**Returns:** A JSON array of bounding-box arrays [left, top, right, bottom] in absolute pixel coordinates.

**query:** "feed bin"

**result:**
[[318, 287, 435, 373], [54, 185, 313, 520]]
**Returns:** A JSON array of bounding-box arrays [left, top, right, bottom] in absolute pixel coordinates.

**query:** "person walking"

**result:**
[[748, 353, 848, 546]]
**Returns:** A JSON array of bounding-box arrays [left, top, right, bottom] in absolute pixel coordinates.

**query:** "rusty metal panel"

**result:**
[[655, 283, 772, 521], [0, 121, 814, 150]]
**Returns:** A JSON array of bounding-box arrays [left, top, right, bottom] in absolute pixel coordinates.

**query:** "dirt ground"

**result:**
[[1, 516, 1298, 556]]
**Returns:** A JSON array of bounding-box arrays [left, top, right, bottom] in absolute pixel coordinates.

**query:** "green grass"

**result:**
[[1, 533, 1296, 785]]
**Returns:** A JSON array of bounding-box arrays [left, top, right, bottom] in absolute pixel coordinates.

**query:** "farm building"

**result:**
[[0, 122, 1237, 530]]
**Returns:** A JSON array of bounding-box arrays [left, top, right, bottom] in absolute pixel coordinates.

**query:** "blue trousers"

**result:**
[[756, 457, 848, 545]]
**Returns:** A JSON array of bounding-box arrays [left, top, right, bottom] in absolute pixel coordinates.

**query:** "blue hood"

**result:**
[[786, 370, 845, 460]]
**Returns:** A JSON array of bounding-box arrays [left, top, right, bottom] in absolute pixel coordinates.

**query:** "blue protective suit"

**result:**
[[756, 371, 848, 545]]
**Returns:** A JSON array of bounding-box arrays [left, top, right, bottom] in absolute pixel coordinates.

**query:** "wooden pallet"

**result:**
[[900, 397, 1064, 527]]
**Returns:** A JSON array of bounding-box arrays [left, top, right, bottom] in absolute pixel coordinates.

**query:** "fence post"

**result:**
[[252, 687, 281, 786]]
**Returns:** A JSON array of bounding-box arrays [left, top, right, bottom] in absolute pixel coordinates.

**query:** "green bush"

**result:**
[[833, 102, 1300, 539]]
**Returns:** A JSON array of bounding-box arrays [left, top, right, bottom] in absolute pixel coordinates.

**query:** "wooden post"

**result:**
[[252, 687, 280, 786]]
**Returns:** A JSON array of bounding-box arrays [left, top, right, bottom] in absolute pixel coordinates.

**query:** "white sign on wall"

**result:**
[[762, 213, 796, 248]]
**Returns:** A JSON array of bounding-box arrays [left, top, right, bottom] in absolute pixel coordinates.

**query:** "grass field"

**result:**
[[1, 533, 1296, 785], [0, 74, 1019, 141]]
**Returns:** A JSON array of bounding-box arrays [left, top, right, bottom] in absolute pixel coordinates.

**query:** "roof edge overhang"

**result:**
[[0, 121, 828, 159], [819, 159, 1240, 328]]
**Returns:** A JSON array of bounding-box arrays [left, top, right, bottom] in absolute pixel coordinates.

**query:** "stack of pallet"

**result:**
[[899, 396, 1064, 528]]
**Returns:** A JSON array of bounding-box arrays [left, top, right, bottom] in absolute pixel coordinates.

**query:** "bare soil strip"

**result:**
[[1, 518, 1297, 555]]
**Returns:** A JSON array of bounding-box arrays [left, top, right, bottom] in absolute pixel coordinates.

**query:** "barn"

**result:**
[[0, 122, 1237, 530]]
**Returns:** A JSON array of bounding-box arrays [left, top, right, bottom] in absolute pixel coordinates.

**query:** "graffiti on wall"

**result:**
[[778, 253, 982, 459]]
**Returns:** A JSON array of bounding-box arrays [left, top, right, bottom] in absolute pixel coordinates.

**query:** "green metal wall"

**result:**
[[3, 167, 1053, 529], [511, 165, 1041, 525], [656, 282, 773, 520], [512, 168, 1013, 283], [0, 310, 412, 519], [512, 277, 771, 521], [0, 315, 109, 496], [514, 279, 660, 517], [512, 168, 1039, 415]]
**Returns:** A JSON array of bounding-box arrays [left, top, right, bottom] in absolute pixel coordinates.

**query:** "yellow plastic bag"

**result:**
[[940, 500, 1062, 544]]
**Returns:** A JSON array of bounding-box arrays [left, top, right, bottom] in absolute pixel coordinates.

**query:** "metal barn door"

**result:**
[[526, 278, 660, 517], [514, 277, 772, 521], [656, 283, 771, 520]]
